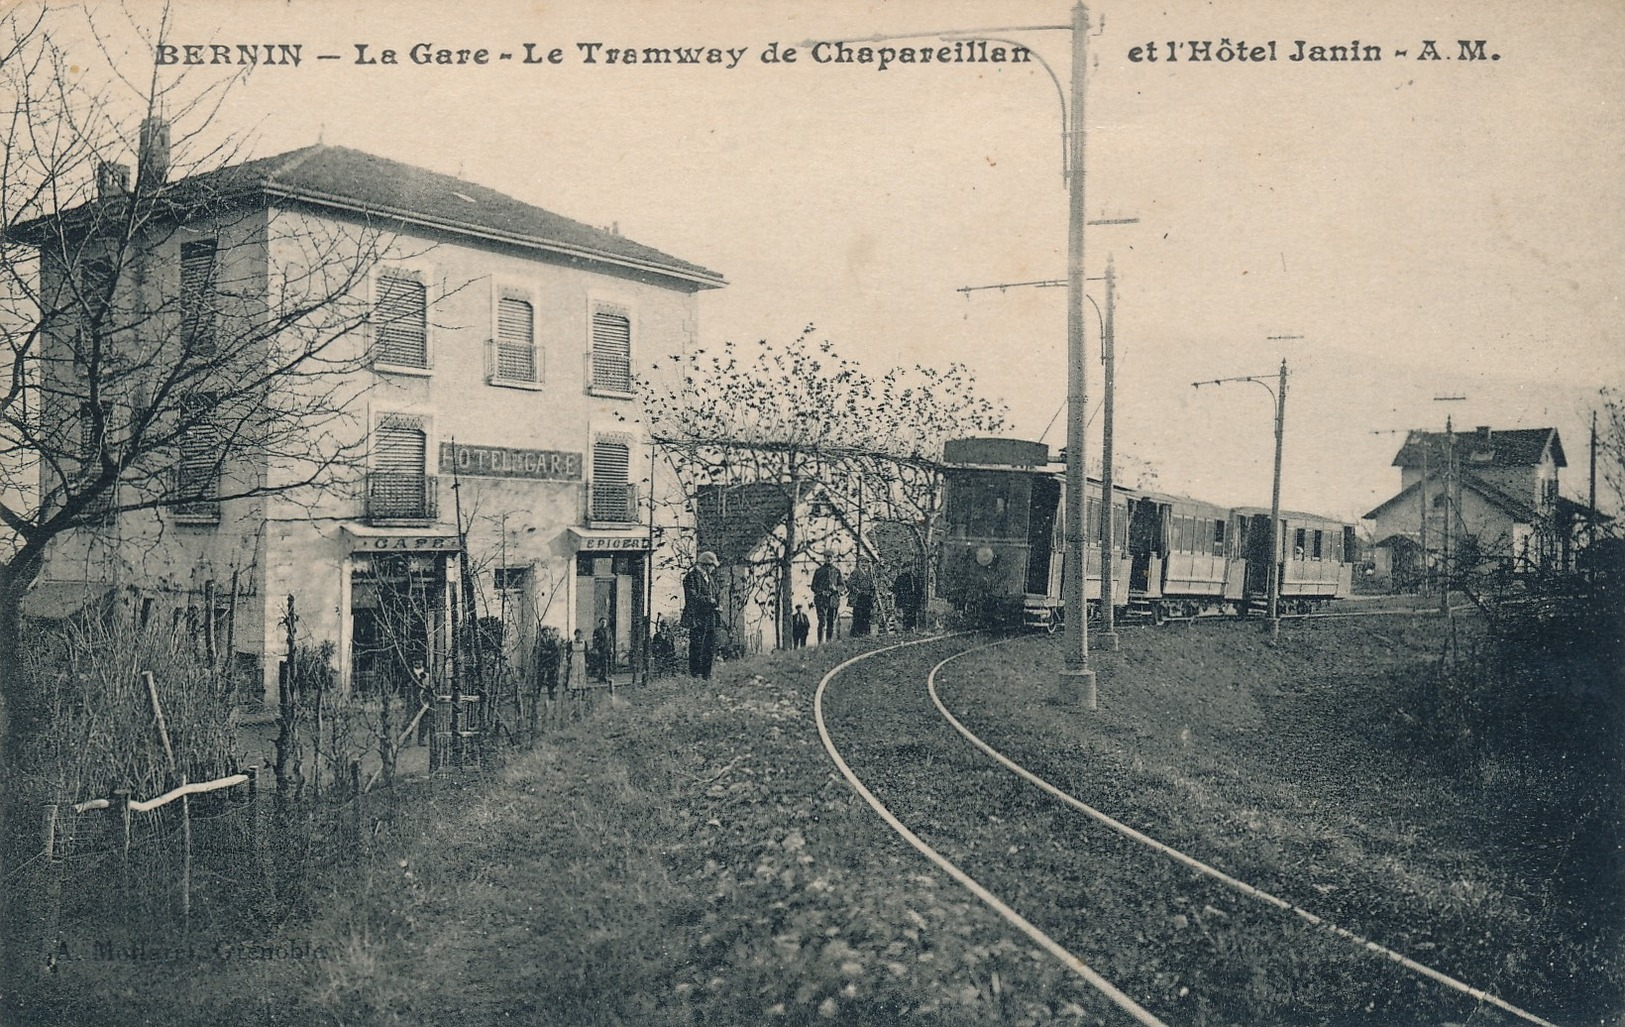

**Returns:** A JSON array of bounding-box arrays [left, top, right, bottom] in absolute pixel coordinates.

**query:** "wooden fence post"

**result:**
[[350, 760, 362, 861], [115, 787, 132, 901], [39, 803, 61, 977], [180, 775, 192, 935]]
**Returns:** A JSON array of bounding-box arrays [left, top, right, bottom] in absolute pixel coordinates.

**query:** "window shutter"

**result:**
[[375, 272, 428, 367], [593, 440, 630, 484], [177, 393, 219, 501], [591, 311, 631, 392], [496, 296, 536, 380], [373, 423, 427, 512], [181, 240, 218, 355]]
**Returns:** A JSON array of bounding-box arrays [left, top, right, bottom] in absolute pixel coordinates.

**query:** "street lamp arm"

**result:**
[[1191, 375, 1277, 404], [941, 33, 1069, 176]]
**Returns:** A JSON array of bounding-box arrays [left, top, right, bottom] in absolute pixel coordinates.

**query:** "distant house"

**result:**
[[1363, 425, 1599, 584]]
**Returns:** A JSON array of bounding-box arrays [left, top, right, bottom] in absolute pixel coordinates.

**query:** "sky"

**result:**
[[39, 0, 1625, 523]]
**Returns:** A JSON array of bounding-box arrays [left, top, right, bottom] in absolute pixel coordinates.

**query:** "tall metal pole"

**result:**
[[1097, 255, 1119, 651], [1419, 442, 1429, 598], [1059, 1, 1095, 707], [1265, 359, 1287, 640], [1440, 415, 1454, 617]]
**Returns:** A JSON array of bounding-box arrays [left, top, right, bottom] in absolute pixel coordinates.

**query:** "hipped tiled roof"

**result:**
[[14, 143, 724, 289]]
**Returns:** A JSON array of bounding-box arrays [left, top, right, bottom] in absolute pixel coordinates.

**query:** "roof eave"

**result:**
[[262, 184, 727, 290]]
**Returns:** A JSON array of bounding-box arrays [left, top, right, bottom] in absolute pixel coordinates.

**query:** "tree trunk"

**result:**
[[0, 545, 48, 1005], [780, 455, 798, 649]]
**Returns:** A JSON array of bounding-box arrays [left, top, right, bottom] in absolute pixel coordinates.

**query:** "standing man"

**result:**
[[892, 567, 921, 631], [791, 604, 811, 649], [591, 617, 613, 684], [811, 552, 844, 644], [848, 559, 875, 637], [683, 550, 722, 679]]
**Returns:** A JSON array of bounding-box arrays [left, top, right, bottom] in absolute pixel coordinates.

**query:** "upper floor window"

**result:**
[[374, 269, 429, 370], [490, 293, 540, 386], [590, 307, 632, 395], [368, 415, 436, 523], [180, 239, 218, 357], [174, 392, 221, 524]]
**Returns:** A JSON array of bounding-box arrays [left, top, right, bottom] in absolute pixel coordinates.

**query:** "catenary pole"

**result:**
[[1098, 255, 1119, 651], [1059, 1, 1096, 707], [1265, 359, 1287, 640]]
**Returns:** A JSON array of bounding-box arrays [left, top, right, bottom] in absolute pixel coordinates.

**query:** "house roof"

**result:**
[[1362, 471, 1540, 523], [13, 143, 725, 290], [1392, 427, 1565, 470]]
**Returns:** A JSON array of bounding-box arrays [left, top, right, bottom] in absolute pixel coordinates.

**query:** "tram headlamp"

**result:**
[[974, 546, 996, 568]]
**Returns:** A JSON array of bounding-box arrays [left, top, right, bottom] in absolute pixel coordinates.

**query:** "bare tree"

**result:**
[[0, 3, 392, 985], [643, 327, 1005, 647]]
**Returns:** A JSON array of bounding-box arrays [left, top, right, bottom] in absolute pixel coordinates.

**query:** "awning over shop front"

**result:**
[[568, 527, 652, 552], [342, 523, 462, 553]]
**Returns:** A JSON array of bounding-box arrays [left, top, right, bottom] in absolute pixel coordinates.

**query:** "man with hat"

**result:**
[[683, 550, 722, 679], [811, 551, 844, 644]]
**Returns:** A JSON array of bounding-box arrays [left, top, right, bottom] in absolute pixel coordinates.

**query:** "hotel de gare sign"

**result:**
[[438, 442, 583, 481]]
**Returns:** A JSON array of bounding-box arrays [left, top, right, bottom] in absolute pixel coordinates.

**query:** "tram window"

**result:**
[[1293, 527, 1307, 558], [1312, 530, 1324, 560], [1213, 519, 1226, 556]]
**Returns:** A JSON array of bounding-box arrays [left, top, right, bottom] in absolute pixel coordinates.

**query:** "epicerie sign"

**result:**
[[577, 536, 650, 552], [439, 442, 582, 481]]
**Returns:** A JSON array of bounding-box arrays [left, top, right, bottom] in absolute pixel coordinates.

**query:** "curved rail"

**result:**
[[814, 634, 1168, 1027], [926, 640, 1560, 1027]]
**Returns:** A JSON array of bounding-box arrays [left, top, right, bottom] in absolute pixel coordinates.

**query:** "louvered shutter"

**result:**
[[375, 272, 428, 367], [177, 394, 219, 503], [591, 311, 631, 392], [593, 440, 630, 485], [591, 440, 631, 520], [496, 296, 536, 380], [374, 424, 427, 515], [180, 240, 218, 355]]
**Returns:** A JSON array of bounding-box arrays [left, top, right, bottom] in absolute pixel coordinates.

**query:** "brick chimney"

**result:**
[[95, 161, 130, 199], [1475, 425, 1492, 441], [137, 116, 170, 190]]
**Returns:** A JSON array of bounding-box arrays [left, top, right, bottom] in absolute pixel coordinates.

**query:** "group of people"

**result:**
[[522, 550, 929, 695], [533, 619, 616, 699], [689, 550, 927, 666]]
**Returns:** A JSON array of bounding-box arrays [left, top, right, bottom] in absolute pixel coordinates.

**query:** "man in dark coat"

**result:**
[[891, 568, 921, 631], [683, 551, 722, 679], [811, 554, 843, 644], [791, 604, 811, 649], [591, 617, 613, 683], [848, 560, 875, 637]]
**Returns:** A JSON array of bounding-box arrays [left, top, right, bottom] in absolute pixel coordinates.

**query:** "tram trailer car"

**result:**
[[939, 438, 1356, 627]]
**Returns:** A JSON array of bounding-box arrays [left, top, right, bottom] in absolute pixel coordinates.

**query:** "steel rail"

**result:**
[[926, 640, 1560, 1027], [814, 634, 1167, 1027]]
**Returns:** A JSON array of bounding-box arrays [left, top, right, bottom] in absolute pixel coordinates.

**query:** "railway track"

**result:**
[[815, 634, 1555, 1026]]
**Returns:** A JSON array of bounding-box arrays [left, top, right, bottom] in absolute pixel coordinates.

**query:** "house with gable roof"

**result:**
[[1363, 425, 1598, 585]]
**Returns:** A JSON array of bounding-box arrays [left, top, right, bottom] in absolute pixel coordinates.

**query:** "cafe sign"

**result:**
[[347, 533, 461, 552], [439, 442, 582, 481]]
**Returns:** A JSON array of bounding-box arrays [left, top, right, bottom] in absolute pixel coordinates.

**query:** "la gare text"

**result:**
[[1127, 39, 1498, 63], [154, 40, 1030, 73]]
